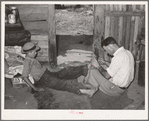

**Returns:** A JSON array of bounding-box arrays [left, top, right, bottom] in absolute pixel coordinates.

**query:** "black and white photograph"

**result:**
[[1, 1, 148, 120]]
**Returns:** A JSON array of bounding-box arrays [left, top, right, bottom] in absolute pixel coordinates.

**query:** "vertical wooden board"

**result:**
[[105, 5, 110, 11], [118, 5, 123, 46], [132, 16, 140, 59], [140, 5, 144, 11], [104, 5, 111, 62], [104, 16, 110, 62], [136, 5, 145, 60], [93, 5, 105, 58], [110, 18, 115, 36], [141, 46, 145, 61], [129, 16, 135, 53], [113, 5, 118, 42], [104, 17, 110, 38], [114, 16, 119, 42], [122, 5, 127, 11], [125, 16, 131, 49], [110, 5, 114, 37], [138, 45, 143, 60], [47, 5, 57, 68], [122, 16, 127, 47], [137, 16, 144, 35]]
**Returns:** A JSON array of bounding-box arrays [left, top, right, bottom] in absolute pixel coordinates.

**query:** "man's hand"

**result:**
[[98, 57, 105, 65]]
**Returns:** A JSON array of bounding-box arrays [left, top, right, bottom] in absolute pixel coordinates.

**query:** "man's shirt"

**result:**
[[106, 47, 134, 87]]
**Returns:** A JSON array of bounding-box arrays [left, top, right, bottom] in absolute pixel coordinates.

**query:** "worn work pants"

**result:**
[[34, 66, 88, 94]]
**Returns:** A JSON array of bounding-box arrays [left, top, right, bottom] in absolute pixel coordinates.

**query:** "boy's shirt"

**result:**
[[22, 57, 46, 81]]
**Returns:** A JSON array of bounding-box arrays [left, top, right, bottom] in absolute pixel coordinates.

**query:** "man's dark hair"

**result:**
[[101, 37, 118, 47]]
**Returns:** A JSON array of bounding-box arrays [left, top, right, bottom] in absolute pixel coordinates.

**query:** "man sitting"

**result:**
[[79, 37, 135, 97]]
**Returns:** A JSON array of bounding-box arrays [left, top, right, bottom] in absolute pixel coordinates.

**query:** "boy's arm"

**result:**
[[23, 77, 44, 91]]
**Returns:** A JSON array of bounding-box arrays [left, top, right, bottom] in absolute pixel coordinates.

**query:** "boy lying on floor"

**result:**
[[21, 42, 89, 94]]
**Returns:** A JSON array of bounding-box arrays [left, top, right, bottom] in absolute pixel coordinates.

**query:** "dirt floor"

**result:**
[[4, 6, 145, 110]]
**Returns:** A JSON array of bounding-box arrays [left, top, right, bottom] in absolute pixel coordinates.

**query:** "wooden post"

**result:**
[[118, 5, 123, 46], [125, 16, 131, 49], [104, 5, 110, 62], [93, 5, 105, 59], [114, 5, 119, 42], [129, 16, 135, 53], [47, 5, 57, 68], [122, 5, 127, 47], [110, 5, 114, 37]]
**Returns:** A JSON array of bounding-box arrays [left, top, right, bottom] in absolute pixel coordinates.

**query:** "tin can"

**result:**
[[8, 14, 16, 24]]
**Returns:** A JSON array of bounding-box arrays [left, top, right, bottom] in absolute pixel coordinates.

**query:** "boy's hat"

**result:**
[[21, 42, 40, 54]]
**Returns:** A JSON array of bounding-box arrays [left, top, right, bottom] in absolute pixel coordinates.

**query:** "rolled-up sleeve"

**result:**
[[22, 59, 33, 78]]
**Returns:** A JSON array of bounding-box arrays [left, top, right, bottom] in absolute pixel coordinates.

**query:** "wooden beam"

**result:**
[[105, 11, 145, 16], [93, 5, 105, 59], [47, 5, 57, 68]]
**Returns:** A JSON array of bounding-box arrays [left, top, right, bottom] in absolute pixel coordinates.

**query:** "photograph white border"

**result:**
[[1, 1, 148, 120]]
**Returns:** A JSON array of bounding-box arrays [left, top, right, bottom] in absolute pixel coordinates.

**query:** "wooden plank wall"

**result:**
[[9, 4, 145, 63], [104, 4, 145, 61]]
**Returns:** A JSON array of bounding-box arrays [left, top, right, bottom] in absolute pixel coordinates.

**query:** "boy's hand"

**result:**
[[34, 87, 44, 92]]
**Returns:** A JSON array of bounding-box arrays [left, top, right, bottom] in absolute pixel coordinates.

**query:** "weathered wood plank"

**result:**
[[141, 46, 145, 61], [22, 21, 48, 31], [132, 16, 140, 59], [104, 16, 110, 38], [118, 5, 123, 46], [48, 5, 57, 68], [113, 5, 119, 42], [16, 6, 48, 14], [20, 13, 47, 22], [136, 5, 145, 60], [36, 56, 49, 62], [114, 17, 118, 42], [138, 45, 143, 60], [38, 48, 48, 57], [122, 5, 127, 47], [93, 5, 105, 59], [125, 16, 131, 49], [31, 35, 48, 41], [110, 5, 114, 37], [105, 11, 145, 16], [122, 16, 126, 47], [129, 16, 135, 53], [104, 5, 110, 62]]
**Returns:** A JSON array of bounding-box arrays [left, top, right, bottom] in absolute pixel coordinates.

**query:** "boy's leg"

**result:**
[[38, 69, 87, 94]]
